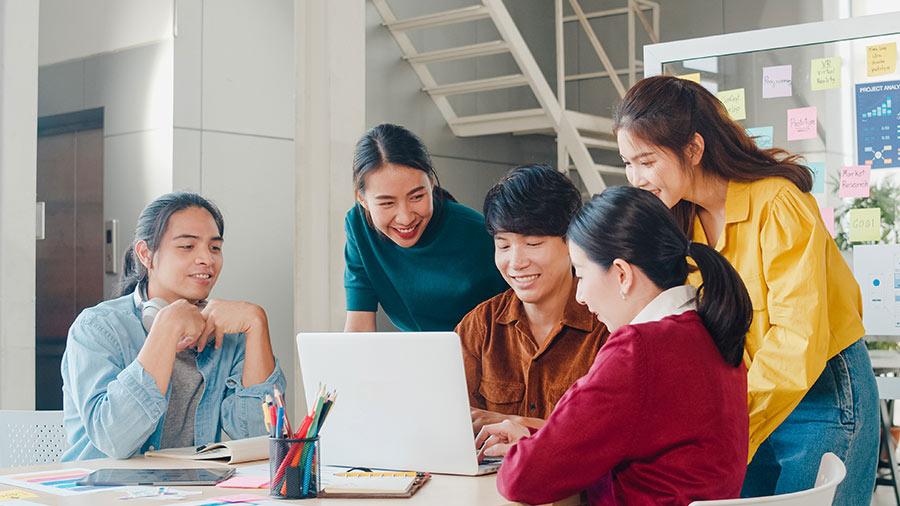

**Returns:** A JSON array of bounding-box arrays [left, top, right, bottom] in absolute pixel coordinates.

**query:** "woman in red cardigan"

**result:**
[[477, 186, 752, 505]]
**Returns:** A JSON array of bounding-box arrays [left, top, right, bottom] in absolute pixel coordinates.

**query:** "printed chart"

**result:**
[[0, 468, 119, 496], [856, 79, 900, 168]]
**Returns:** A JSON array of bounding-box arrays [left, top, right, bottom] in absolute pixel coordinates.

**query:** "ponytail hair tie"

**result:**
[[685, 241, 692, 257]]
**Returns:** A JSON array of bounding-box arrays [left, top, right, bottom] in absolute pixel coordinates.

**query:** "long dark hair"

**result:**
[[483, 164, 582, 237], [115, 192, 225, 297], [352, 123, 456, 226], [567, 186, 751, 367], [614, 75, 812, 236]]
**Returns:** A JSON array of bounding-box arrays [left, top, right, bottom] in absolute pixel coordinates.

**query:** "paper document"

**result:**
[[145, 435, 268, 464]]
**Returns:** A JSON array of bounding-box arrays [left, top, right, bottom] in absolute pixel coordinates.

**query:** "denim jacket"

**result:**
[[60, 294, 286, 461]]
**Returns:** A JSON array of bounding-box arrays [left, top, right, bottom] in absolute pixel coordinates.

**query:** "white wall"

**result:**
[[0, 0, 39, 409], [173, 0, 297, 405], [39, 0, 173, 66]]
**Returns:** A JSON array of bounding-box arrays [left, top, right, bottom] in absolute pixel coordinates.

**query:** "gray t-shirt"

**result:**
[[159, 348, 205, 449]]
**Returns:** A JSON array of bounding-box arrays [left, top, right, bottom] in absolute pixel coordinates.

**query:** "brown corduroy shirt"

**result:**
[[455, 284, 609, 419]]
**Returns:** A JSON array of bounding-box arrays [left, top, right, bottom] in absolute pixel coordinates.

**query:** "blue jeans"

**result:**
[[741, 339, 879, 505]]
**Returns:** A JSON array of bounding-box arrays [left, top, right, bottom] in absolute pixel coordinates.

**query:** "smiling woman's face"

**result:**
[[618, 128, 691, 209], [356, 163, 434, 248]]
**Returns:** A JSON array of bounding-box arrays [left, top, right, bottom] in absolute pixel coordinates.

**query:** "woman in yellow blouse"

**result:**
[[612, 75, 878, 503]]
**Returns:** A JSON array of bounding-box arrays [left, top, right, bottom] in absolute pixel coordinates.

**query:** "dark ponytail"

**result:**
[[567, 186, 751, 367], [115, 192, 225, 297]]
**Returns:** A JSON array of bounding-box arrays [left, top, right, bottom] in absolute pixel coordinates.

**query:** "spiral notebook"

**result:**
[[319, 468, 429, 498]]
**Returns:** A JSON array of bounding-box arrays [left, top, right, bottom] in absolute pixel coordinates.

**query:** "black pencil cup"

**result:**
[[269, 436, 320, 499]]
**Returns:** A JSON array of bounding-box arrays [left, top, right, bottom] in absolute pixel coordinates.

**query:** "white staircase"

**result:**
[[371, 0, 660, 195]]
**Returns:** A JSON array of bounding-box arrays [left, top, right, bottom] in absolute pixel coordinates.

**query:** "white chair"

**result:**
[[689, 453, 846, 505], [0, 410, 68, 467]]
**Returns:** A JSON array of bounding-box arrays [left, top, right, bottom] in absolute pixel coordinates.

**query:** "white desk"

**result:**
[[0, 457, 586, 506]]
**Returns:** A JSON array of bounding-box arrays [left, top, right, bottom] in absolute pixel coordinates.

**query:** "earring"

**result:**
[[619, 290, 627, 300]]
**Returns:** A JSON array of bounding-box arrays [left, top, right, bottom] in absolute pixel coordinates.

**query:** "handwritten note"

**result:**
[[0, 489, 39, 501], [745, 126, 773, 150], [820, 207, 835, 238], [808, 161, 825, 194], [839, 165, 871, 198], [868, 43, 897, 77], [811, 56, 841, 91], [676, 73, 701, 84], [787, 106, 817, 141], [718, 88, 746, 121], [848, 208, 881, 242], [762, 65, 792, 98]]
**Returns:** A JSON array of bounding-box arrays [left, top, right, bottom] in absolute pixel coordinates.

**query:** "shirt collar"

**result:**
[[496, 278, 593, 332], [630, 285, 698, 325], [724, 180, 751, 224]]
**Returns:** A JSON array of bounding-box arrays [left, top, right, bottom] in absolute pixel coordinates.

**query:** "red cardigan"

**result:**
[[496, 311, 749, 505]]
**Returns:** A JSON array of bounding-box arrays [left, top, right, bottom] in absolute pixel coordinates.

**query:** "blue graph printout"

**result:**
[[856, 79, 900, 169]]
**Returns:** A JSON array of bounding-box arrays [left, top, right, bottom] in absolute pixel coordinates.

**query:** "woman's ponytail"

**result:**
[[687, 242, 751, 367], [568, 186, 751, 368]]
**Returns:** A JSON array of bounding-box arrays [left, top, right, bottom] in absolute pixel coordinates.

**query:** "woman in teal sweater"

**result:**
[[344, 124, 508, 332]]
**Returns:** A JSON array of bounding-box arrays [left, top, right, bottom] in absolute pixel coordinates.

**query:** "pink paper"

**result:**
[[787, 106, 817, 141], [839, 165, 871, 198], [820, 207, 835, 238], [762, 65, 792, 98], [215, 476, 270, 489], [214, 493, 271, 502]]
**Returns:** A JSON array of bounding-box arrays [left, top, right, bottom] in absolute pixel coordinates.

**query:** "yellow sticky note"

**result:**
[[811, 56, 841, 91], [867, 42, 897, 77], [0, 489, 39, 501], [677, 73, 701, 84], [848, 208, 881, 242], [717, 88, 746, 121]]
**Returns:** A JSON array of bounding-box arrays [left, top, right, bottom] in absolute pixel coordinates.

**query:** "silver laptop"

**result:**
[[296, 331, 501, 476]]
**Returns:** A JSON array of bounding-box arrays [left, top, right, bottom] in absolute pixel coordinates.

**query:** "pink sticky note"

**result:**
[[216, 476, 270, 489], [763, 65, 792, 98], [820, 207, 835, 238], [839, 165, 871, 198], [787, 106, 817, 140], [215, 493, 270, 502]]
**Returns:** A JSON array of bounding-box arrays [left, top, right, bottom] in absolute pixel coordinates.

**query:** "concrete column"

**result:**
[[0, 0, 38, 409], [293, 0, 362, 414]]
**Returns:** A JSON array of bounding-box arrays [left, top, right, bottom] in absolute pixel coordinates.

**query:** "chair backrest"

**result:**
[[688, 453, 846, 505], [0, 410, 68, 467]]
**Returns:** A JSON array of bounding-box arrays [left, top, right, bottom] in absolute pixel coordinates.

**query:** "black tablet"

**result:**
[[76, 467, 235, 486]]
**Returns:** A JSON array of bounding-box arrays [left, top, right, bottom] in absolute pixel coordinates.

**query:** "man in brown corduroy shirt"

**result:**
[[456, 165, 609, 433]]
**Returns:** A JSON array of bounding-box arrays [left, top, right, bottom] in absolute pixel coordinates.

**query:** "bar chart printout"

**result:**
[[856, 79, 900, 169]]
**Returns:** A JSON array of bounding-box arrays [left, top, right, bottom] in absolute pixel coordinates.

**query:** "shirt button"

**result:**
[[148, 445, 155, 451], [529, 403, 536, 411]]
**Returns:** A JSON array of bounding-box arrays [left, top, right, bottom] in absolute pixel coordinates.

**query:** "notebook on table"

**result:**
[[295, 331, 502, 476]]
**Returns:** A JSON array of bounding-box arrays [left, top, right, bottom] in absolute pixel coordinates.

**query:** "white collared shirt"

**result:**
[[630, 285, 698, 325]]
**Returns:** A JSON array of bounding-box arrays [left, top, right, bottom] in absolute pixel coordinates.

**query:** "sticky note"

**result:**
[[848, 208, 881, 242], [839, 165, 871, 198], [808, 161, 825, 194], [215, 494, 270, 503], [867, 42, 897, 77], [811, 56, 841, 91], [787, 106, 817, 141], [745, 126, 774, 149], [820, 207, 835, 238], [216, 476, 270, 489], [718, 88, 746, 121], [762, 65, 792, 98], [0, 489, 39, 501], [677, 73, 701, 83]]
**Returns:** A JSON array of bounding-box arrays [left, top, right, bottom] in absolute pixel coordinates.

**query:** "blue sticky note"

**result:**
[[746, 126, 774, 150], [808, 161, 825, 194]]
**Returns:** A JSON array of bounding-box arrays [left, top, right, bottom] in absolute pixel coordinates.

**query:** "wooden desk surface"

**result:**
[[0, 457, 585, 506]]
